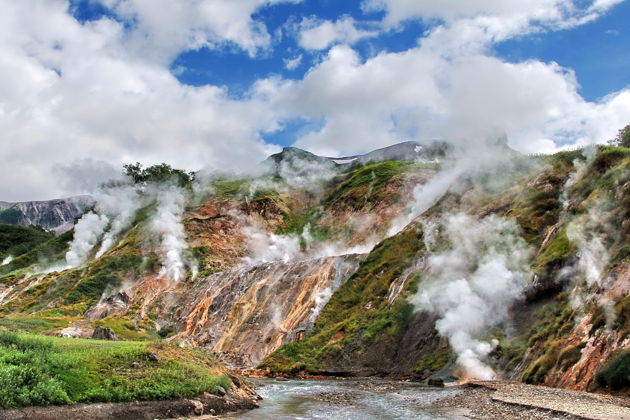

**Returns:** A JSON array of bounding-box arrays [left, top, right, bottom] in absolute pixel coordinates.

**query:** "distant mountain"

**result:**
[[0, 196, 94, 234], [329, 140, 450, 164], [266, 140, 451, 172]]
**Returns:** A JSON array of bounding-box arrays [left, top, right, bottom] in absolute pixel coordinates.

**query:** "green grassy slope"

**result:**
[[0, 331, 231, 408]]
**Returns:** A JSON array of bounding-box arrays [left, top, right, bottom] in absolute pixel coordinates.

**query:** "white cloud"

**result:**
[[100, 0, 301, 62], [272, 40, 630, 156], [0, 0, 628, 202], [0, 0, 284, 201], [298, 16, 379, 50], [283, 54, 302, 70], [363, 0, 625, 32]]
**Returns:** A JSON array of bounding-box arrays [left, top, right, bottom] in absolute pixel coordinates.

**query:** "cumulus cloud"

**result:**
[[363, 0, 625, 33], [0, 0, 283, 201], [0, 0, 628, 202], [283, 54, 303, 70], [298, 16, 379, 50], [273, 38, 630, 156], [100, 0, 301, 61]]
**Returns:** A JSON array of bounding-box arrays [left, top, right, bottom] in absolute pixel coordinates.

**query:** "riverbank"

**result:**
[[222, 377, 630, 420], [430, 381, 630, 420], [0, 387, 260, 420]]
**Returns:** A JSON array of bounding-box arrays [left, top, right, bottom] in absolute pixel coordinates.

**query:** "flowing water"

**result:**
[[223, 379, 472, 420]]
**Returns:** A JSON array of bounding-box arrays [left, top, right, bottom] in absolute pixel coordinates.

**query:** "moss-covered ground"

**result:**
[[0, 331, 231, 409]]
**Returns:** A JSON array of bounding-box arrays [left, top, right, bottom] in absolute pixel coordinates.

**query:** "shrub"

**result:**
[[596, 350, 630, 390]]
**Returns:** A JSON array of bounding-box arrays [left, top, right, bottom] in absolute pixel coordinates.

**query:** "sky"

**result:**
[[1, 0, 629, 201]]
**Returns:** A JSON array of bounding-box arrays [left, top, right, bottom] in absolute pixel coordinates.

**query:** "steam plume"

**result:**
[[95, 186, 144, 258], [150, 186, 191, 281], [65, 212, 109, 267], [414, 213, 532, 380]]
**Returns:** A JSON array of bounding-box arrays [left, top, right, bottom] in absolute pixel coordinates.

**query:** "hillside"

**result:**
[[1, 141, 629, 404], [0, 196, 93, 234]]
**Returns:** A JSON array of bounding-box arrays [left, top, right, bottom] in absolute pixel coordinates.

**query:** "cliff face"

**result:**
[[1, 144, 629, 394], [0, 196, 93, 233]]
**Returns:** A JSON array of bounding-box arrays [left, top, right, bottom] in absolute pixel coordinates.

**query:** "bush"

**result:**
[[0, 331, 231, 408], [596, 350, 630, 390], [610, 125, 630, 148]]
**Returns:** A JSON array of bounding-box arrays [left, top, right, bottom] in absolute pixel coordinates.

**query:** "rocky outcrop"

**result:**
[[164, 255, 364, 368], [0, 196, 93, 233], [85, 292, 130, 321], [92, 326, 119, 341]]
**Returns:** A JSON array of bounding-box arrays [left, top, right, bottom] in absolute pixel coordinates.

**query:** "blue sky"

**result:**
[[2, 0, 630, 200], [71, 0, 629, 106], [70, 0, 630, 147], [495, 0, 630, 102]]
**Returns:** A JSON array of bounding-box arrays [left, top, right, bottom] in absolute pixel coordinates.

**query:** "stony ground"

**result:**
[[433, 381, 630, 420]]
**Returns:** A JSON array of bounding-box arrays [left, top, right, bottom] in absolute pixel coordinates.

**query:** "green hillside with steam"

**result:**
[[1, 138, 630, 410]]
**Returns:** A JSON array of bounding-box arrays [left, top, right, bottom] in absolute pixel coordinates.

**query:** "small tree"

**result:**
[[610, 125, 630, 148], [123, 162, 195, 187]]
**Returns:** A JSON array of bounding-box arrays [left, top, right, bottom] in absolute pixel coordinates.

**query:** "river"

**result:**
[[222, 379, 472, 419]]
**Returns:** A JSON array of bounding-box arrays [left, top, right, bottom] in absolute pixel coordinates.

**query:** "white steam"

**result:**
[[388, 133, 516, 237], [414, 213, 532, 380], [277, 155, 339, 188], [95, 186, 144, 258], [241, 221, 374, 265], [1, 256, 13, 266], [65, 212, 109, 267], [150, 186, 192, 281], [566, 202, 612, 288], [63, 184, 145, 269]]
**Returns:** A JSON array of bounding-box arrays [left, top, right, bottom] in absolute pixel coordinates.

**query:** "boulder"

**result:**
[[91, 326, 119, 341], [427, 378, 445, 388]]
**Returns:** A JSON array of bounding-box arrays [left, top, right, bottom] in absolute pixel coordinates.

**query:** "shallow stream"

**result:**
[[223, 379, 472, 419]]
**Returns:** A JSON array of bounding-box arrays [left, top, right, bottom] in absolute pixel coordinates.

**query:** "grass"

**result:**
[[323, 161, 412, 210], [65, 250, 144, 307], [210, 178, 250, 197], [0, 317, 70, 334], [0, 224, 53, 261], [94, 316, 159, 341], [520, 294, 578, 384], [532, 227, 575, 279], [414, 349, 451, 376], [596, 350, 630, 390], [0, 331, 231, 408], [0, 230, 73, 276]]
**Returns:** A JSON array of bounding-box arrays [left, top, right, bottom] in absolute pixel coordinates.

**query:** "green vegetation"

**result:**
[[94, 316, 158, 341], [520, 294, 577, 384], [609, 125, 630, 148], [506, 162, 569, 245], [210, 178, 249, 197], [0, 224, 53, 261], [123, 162, 195, 188], [0, 331, 231, 408], [532, 227, 575, 278], [414, 349, 450, 376], [324, 161, 412, 210], [596, 350, 630, 390], [611, 295, 630, 341], [557, 343, 585, 371], [261, 227, 422, 373], [0, 207, 24, 225], [0, 229, 73, 276], [65, 251, 144, 306], [0, 317, 70, 334]]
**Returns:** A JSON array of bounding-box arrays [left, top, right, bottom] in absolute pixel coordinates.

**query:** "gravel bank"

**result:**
[[433, 381, 630, 420]]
